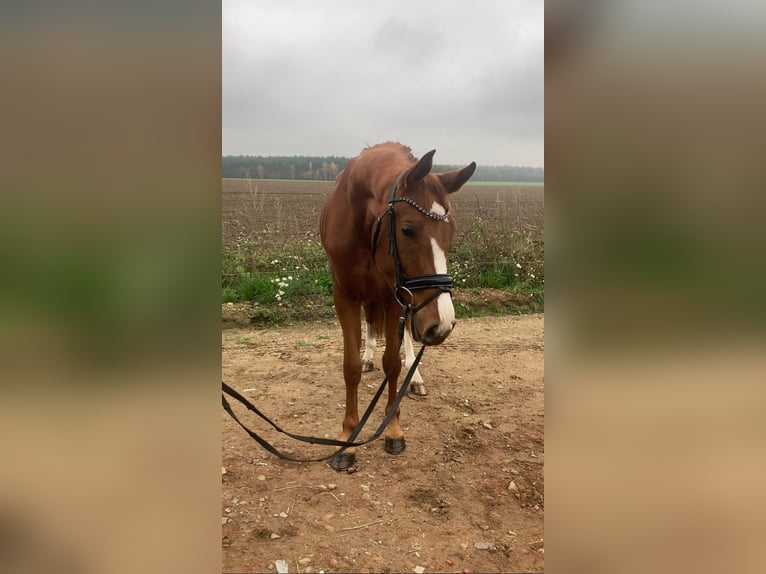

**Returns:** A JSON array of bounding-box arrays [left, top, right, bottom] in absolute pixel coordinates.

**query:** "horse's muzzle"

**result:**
[[418, 319, 456, 346]]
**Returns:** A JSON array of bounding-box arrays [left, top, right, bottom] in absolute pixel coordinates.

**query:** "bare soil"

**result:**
[[222, 314, 544, 573], [221, 179, 544, 249]]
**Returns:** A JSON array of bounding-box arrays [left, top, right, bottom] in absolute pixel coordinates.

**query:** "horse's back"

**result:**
[[320, 142, 421, 303], [321, 143, 412, 245], [320, 163, 369, 250], [347, 142, 415, 195]]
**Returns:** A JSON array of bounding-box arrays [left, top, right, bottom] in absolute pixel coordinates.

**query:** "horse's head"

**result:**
[[374, 149, 476, 346]]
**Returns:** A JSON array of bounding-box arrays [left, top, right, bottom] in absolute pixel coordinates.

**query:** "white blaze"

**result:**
[[430, 237, 456, 334], [430, 202, 447, 216]]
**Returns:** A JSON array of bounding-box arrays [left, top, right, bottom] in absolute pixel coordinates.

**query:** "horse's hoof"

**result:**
[[330, 451, 356, 472], [384, 437, 406, 455], [362, 360, 374, 373], [409, 381, 427, 396]]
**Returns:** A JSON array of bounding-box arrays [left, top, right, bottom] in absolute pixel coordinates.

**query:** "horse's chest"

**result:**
[[334, 264, 389, 302]]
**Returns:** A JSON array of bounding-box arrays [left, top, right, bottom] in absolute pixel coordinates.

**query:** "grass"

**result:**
[[222, 216, 543, 327], [222, 240, 336, 325]]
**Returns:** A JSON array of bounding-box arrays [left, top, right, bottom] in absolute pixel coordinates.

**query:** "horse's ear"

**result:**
[[438, 161, 476, 194], [405, 149, 436, 188]]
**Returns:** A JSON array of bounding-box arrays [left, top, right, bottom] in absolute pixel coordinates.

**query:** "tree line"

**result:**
[[222, 155, 543, 183]]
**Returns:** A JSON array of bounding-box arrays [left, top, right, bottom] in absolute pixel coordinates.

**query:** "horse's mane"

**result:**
[[362, 141, 416, 161]]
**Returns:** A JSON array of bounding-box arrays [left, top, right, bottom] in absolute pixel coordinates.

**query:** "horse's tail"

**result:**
[[363, 301, 385, 338]]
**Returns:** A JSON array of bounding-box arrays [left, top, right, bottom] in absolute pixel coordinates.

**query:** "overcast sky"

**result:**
[[223, 1, 543, 167]]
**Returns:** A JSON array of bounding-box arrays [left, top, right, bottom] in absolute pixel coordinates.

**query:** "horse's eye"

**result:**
[[401, 227, 416, 239]]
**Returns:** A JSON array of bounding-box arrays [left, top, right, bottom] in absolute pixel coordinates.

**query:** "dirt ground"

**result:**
[[222, 314, 544, 573]]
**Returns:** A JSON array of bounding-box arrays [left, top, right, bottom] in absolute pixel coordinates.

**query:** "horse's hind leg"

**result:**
[[362, 301, 383, 372], [331, 294, 362, 471], [403, 326, 426, 395], [382, 305, 406, 455], [361, 315, 376, 373]]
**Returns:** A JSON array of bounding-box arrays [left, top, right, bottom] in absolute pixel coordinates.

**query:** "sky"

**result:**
[[223, 0, 543, 167]]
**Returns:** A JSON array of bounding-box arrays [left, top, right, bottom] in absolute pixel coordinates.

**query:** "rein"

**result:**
[[221, 338, 424, 463], [222, 174, 452, 464]]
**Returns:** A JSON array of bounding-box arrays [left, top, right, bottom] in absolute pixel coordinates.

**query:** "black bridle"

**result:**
[[371, 175, 454, 341]]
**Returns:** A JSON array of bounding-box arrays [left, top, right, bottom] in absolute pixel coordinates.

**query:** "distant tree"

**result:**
[[222, 155, 542, 182]]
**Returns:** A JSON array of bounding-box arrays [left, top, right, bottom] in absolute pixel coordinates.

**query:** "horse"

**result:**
[[319, 142, 476, 471], [362, 304, 427, 396]]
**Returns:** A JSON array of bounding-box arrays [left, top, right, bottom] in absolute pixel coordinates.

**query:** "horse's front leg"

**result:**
[[382, 305, 406, 455], [331, 294, 362, 471]]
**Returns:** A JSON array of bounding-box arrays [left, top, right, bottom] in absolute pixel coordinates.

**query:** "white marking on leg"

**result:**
[[430, 202, 446, 216], [403, 326, 424, 384], [430, 238, 456, 335], [362, 320, 376, 363]]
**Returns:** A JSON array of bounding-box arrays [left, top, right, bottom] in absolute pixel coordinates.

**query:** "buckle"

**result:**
[[394, 285, 414, 307]]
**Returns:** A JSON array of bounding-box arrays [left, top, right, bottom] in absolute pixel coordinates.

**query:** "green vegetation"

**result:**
[[222, 240, 337, 325], [222, 217, 543, 327]]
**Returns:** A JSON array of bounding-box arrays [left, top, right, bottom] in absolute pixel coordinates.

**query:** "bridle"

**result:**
[[371, 174, 454, 341]]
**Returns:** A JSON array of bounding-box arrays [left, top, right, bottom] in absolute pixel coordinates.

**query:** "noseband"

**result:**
[[371, 176, 453, 339]]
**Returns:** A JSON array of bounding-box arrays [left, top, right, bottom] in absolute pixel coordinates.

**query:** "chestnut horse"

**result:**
[[319, 142, 475, 470]]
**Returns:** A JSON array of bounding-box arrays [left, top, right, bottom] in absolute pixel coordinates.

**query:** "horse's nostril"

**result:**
[[423, 325, 439, 344]]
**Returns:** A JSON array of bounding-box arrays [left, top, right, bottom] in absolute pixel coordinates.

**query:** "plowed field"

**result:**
[[221, 179, 543, 249]]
